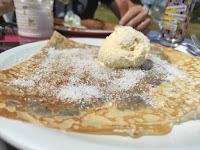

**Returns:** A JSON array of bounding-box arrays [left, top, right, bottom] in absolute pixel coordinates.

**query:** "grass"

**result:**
[[94, 4, 200, 40], [94, 4, 119, 24]]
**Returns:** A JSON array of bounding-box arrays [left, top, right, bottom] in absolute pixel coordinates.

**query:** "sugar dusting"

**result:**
[[11, 47, 188, 106]]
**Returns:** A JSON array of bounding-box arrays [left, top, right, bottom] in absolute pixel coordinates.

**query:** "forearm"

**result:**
[[0, 0, 15, 16]]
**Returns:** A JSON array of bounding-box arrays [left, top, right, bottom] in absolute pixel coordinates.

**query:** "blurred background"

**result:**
[[94, 0, 200, 39]]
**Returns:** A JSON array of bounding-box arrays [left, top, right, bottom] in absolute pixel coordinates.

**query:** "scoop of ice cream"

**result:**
[[98, 26, 150, 68]]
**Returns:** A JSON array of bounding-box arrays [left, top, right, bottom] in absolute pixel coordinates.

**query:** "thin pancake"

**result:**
[[0, 31, 200, 137], [54, 18, 116, 31]]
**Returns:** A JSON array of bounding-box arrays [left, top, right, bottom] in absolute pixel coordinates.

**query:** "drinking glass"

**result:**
[[160, 0, 197, 47], [14, 0, 54, 39], [141, 0, 155, 12], [150, 0, 167, 40], [151, 0, 167, 30]]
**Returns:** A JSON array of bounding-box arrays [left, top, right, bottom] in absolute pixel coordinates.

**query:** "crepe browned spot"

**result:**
[[0, 31, 200, 137]]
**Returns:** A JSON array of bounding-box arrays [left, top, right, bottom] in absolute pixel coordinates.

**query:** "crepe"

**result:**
[[81, 19, 116, 30], [0, 31, 200, 137], [54, 18, 116, 31]]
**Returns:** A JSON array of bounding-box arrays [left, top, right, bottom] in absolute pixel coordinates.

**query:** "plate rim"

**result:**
[[54, 26, 113, 35]]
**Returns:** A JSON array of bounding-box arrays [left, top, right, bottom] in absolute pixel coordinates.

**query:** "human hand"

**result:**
[[0, 0, 15, 16], [119, 5, 151, 35]]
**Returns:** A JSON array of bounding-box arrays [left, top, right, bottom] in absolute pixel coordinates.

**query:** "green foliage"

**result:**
[[94, 3, 119, 24], [191, 1, 200, 22]]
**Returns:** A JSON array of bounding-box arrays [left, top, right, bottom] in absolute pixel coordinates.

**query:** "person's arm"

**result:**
[[0, 0, 15, 16], [109, 0, 150, 35]]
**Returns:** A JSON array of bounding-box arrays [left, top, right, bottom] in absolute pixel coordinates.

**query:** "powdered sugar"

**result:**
[[58, 84, 102, 102], [149, 53, 186, 81], [12, 78, 36, 87], [11, 46, 188, 106], [109, 69, 145, 91]]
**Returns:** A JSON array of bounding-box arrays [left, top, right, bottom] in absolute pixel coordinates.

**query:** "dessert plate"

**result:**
[[0, 38, 200, 150], [54, 18, 114, 36]]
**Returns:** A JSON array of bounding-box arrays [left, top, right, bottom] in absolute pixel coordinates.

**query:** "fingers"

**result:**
[[142, 26, 151, 35], [126, 10, 149, 28], [119, 5, 151, 35], [136, 18, 151, 33], [119, 5, 143, 26]]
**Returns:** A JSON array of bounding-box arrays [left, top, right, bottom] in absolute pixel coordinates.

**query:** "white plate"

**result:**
[[53, 18, 114, 35], [0, 38, 200, 150], [54, 26, 113, 35]]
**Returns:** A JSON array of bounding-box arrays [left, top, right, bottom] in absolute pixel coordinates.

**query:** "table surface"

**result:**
[[0, 30, 195, 49]]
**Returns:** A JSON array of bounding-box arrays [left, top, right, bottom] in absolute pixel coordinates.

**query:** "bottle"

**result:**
[[160, 0, 196, 47]]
